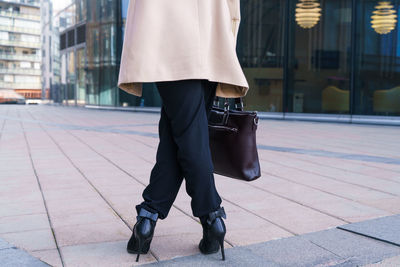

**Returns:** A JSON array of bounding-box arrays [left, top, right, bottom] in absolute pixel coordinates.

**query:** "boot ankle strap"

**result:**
[[206, 207, 226, 226], [137, 208, 158, 222]]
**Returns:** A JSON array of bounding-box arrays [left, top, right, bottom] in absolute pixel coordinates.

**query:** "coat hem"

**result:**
[[118, 77, 249, 99]]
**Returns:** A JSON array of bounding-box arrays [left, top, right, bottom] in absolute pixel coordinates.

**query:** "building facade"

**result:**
[[48, 0, 400, 121], [0, 0, 42, 102]]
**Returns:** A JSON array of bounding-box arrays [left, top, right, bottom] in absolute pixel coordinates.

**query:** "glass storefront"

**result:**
[[52, 0, 400, 118]]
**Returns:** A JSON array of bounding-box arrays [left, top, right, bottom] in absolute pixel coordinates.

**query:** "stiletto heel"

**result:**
[[127, 208, 159, 262], [198, 206, 227, 260], [218, 238, 225, 261], [135, 238, 142, 262]]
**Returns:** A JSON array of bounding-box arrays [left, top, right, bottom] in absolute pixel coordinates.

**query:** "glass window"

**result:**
[[354, 0, 400, 116], [67, 50, 76, 105], [287, 0, 352, 114], [238, 0, 286, 112], [76, 48, 86, 105], [76, 0, 87, 22]]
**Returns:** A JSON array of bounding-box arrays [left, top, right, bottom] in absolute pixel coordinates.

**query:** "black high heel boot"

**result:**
[[198, 206, 227, 260], [127, 208, 159, 262]]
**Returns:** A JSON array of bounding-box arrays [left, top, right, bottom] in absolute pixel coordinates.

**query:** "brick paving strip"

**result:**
[[0, 105, 399, 266]]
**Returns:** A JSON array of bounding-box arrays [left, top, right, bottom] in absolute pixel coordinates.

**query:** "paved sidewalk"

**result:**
[[0, 104, 399, 266]]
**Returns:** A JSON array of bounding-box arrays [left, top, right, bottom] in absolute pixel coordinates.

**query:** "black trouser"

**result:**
[[135, 79, 222, 220]]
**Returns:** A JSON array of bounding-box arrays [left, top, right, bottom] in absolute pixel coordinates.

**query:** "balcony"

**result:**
[[0, 39, 40, 49], [0, 82, 41, 90], [0, 68, 41, 75], [0, 24, 40, 35], [0, 11, 40, 21], [0, 53, 40, 62]]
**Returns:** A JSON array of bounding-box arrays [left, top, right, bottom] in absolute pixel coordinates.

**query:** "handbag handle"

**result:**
[[213, 96, 244, 111]]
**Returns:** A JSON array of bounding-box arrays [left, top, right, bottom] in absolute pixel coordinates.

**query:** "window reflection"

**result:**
[[238, 0, 286, 112], [86, 0, 118, 106], [355, 0, 400, 116], [287, 0, 352, 114], [76, 48, 86, 105], [67, 50, 75, 105]]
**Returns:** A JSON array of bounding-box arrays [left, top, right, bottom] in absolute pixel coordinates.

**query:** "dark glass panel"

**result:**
[[354, 0, 400, 116], [76, 24, 86, 44], [86, 0, 119, 106], [238, 0, 286, 112], [76, 0, 87, 23], [67, 29, 75, 47], [60, 33, 66, 50], [76, 48, 86, 105], [67, 50, 76, 105], [287, 0, 352, 114]]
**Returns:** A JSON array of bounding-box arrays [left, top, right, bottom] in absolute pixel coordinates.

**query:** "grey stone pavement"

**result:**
[[0, 104, 399, 266]]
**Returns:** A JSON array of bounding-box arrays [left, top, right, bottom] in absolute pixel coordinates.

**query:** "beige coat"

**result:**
[[118, 0, 249, 98]]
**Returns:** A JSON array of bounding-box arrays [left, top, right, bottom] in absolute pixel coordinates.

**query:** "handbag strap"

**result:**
[[214, 96, 244, 111]]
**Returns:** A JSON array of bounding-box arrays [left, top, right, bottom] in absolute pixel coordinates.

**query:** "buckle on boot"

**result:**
[[206, 207, 226, 226], [137, 208, 159, 222]]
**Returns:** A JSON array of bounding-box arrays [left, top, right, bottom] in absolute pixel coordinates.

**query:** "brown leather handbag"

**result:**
[[208, 97, 261, 181]]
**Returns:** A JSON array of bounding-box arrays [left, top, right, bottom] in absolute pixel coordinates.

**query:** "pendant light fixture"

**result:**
[[371, 1, 398, 34], [295, 0, 322, 29]]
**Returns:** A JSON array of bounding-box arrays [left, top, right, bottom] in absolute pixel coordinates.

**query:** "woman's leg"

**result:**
[[136, 105, 184, 219], [137, 79, 222, 219]]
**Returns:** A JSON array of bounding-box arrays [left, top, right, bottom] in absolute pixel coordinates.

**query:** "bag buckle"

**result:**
[[224, 98, 230, 112]]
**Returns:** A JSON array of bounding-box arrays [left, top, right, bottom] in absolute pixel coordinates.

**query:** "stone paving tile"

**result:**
[[60, 240, 157, 267], [214, 177, 345, 235], [365, 255, 400, 267], [54, 220, 131, 247], [0, 201, 46, 217], [258, 159, 400, 207], [152, 233, 219, 261], [1, 229, 57, 251], [284, 152, 400, 182], [245, 233, 345, 267], [261, 150, 400, 191], [338, 214, 400, 246], [362, 197, 400, 214], [153, 213, 202, 238], [219, 202, 293, 246], [0, 214, 50, 234], [0, 246, 50, 267], [31, 249, 63, 267], [259, 156, 400, 197], [250, 174, 391, 222], [366, 162, 400, 173], [302, 228, 400, 264], [49, 210, 121, 229], [261, 152, 400, 195], [44, 196, 111, 215], [0, 190, 44, 205]]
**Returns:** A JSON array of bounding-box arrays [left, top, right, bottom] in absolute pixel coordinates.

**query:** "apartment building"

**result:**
[[0, 0, 42, 103]]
